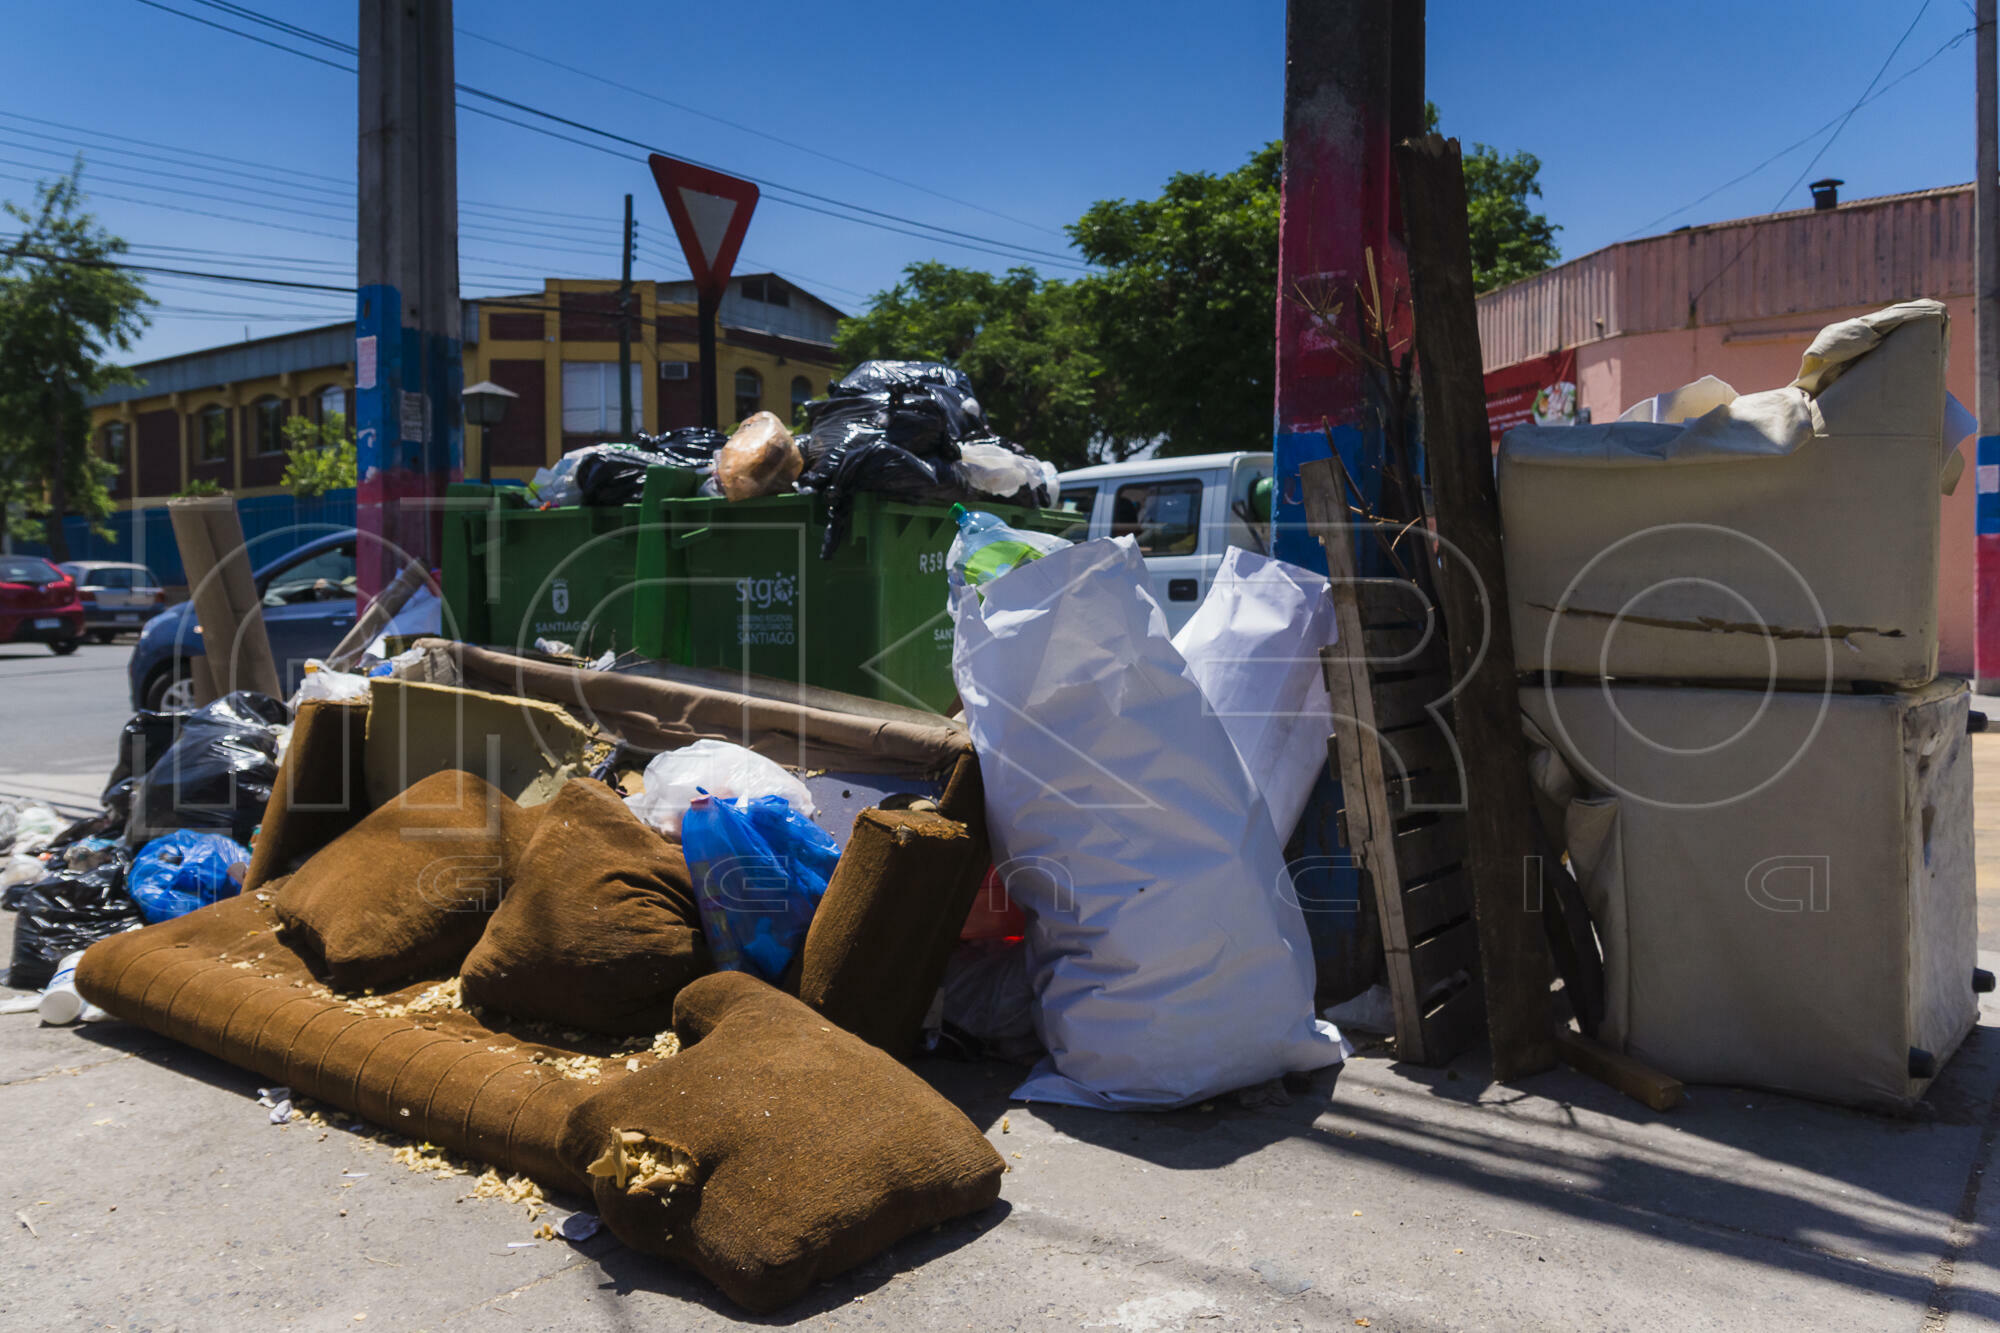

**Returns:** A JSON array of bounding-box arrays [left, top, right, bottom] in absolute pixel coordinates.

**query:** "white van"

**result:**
[[1052, 451, 1272, 633]]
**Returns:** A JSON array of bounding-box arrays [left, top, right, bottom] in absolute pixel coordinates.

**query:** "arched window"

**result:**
[[195, 405, 229, 464], [733, 367, 763, 423], [790, 375, 813, 423], [102, 421, 129, 470], [314, 384, 349, 429], [250, 396, 287, 455]]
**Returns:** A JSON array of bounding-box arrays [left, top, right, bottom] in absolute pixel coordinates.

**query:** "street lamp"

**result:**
[[462, 380, 519, 485]]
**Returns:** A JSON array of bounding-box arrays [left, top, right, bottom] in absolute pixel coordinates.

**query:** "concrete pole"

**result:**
[[619, 193, 635, 439], [1977, 0, 2000, 691], [355, 0, 463, 602]]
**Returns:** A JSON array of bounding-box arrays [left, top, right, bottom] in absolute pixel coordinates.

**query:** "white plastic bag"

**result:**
[[1172, 547, 1337, 844], [951, 536, 1344, 1110], [292, 662, 371, 706], [624, 739, 817, 838], [958, 441, 1053, 506]]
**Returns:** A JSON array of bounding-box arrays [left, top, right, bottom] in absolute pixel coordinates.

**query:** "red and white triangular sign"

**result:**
[[648, 153, 759, 302]]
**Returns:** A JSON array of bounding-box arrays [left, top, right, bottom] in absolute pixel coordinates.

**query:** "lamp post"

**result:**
[[462, 380, 519, 485]]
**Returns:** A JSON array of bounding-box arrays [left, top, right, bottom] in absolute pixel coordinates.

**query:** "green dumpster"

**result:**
[[632, 473, 1070, 712], [441, 481, 667, 657]]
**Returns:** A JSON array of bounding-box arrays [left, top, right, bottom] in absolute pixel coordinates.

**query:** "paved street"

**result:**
[[0, 639, 137, 816]]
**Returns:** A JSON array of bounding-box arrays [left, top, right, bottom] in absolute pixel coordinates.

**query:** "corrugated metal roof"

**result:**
[[1476, 183, 1976, 369]]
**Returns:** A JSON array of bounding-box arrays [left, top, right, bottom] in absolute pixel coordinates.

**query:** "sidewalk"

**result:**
[[4, 909, 1998, 1331]]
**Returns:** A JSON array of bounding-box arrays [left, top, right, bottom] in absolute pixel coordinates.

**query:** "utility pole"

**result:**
[[619, 192, 635, 439], [1977, 0, 1999, 691], [355, 0, 462, 600]]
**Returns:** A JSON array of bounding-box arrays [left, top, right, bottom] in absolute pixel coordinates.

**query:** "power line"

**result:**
[[452, 23, 1067, 240], [1619, 21, 1975, 241], [132, 0, 1090, 271], [1688, 0, 1937, 309]]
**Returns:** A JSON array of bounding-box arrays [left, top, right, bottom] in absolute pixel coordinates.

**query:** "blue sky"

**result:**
[[0, 0, 1980, 362]]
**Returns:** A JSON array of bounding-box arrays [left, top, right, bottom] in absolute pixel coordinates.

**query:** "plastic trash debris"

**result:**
[[127, 830, 251, 924], [293, 661, 371, 706], [363, 588, 441, 660], [1322, 983, 1396, 1037], [126, 692, 285, 847], [715, 411, 804, 500], [4, 844, 142, 990], [269, 1099, 294, 1125], [950, 535, 1345, 1109], [1171, 547, 1338, 844], [682, 793, 840, 984], [957, 440, 1056, 509], [947, 504, 1069, 588], [624, 739, 817, 837], [257, 1085, 290, 1106], [557, 1212, 602, 1241], [1, 852, 46, 892], [574, 444, 667, 507], [0, 801, 64, 859], [940, 939, 1037, 1044], [37, 950, 87, 1024], [635, 426, 728, 471]]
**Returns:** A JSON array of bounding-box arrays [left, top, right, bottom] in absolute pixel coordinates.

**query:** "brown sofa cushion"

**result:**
[[460, 779, 709, 1035], [557, 971, 1005, 1313], [797, 807, 982, 1055], [273, 770, 536, 990]]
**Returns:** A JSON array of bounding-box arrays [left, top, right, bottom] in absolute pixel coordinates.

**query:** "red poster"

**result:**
[[1483, 348, 1577, 448]]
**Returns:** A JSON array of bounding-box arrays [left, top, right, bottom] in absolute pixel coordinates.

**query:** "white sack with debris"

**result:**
[[951, 535, 1345, 1110], [1171, 546, 1336, 845]]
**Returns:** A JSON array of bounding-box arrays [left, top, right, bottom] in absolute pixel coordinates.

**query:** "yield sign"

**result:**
[[647, 154, 759, 302]]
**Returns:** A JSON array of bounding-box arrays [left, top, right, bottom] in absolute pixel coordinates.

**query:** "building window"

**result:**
[[250, 396, 287, 455], [561, 361, 645, 435], [733, 368, 763, 423], [102, 421, 129, 471], [314, 384, 348, 430], [790, 375, 813, 423], [740, 276, 788, 307], [195, 405, 229, 465]]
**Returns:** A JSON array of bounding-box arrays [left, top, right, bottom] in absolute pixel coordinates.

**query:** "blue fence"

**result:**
[[15, 489, 357, 586]]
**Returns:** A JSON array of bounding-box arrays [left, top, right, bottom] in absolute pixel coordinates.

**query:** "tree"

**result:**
[[0, 162, 150, 558], [280, 411, 356, 497], [1068, 142, 1283, 459], [833, 263, 1103, 470], [1426, 103, 1560, 292]]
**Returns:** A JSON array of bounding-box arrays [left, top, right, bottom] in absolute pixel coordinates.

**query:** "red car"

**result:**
[[0, 555, 85, 655]]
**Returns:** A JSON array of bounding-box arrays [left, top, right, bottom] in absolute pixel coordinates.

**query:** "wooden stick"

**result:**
[[1394, 132, 1556, 1080], [1554, 1028, 1684, 1112], [168, 496, 282, 703]]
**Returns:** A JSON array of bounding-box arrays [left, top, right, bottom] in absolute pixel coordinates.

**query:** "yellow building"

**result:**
[[87, 272, 847, 501]]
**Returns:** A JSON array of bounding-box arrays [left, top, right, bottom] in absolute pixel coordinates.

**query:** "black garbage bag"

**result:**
[[827, 361, 987, 441], [5, 841, 141, 990], [635, 426, 728, 471], [797, 427, 972, 558], [126, 691, 285, 847], [573, 444, 667, 507], [107, 709, 185, 790]]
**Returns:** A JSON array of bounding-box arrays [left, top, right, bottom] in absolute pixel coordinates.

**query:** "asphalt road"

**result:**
[[0, 638, 139, 815]]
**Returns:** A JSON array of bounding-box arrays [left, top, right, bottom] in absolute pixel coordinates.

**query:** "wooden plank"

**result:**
[[1418, 980, 1488, 1062], [1397, 132, 1558, 1080], [1302, 456, 1432, 1062], [1375, 718, 1457, 784], [1371, 671, 1450, 731], [1358, 621, 1436, 666], [1392, 816, 1465, 883], [1554, 1028, 1685, 1112], [1410, 916, 1482, 993], [1385, 765, 1466, 814], [1401, 867, 1474, 940], [1355, 577, 1434, 625]]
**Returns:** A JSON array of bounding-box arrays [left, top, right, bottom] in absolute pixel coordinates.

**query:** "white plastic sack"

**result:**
[[364, 587, 441, 659], [292, 662, 371, 707], [1172, 547, 1336, 844], [624, 739, 817, 838], [952, 536, 1345, 1110]]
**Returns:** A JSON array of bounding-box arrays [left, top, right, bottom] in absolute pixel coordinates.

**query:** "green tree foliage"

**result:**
[[0, 163, 149, 557], [833, 124, 1554, 459], [1067, 142, 1283, 459], [833, 263, 1102, 470], [1425, 102, 1560, 292], [280, 411, 356, 497]]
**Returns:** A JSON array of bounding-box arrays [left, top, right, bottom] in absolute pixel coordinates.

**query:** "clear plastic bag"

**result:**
[[715, 412, 803, 501], [127, 829, 251, 924], [681, 793, 840, 983], [623, 739, 817, 837]]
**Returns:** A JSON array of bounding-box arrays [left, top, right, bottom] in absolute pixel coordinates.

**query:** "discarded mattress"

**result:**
[[1500, 299, 1954, 686], [1521, 676, 1977, 1112]]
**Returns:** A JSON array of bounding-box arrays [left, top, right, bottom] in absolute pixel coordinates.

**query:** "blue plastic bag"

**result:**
[[681, 793, 839, 983], [128, 830, 251, 924]]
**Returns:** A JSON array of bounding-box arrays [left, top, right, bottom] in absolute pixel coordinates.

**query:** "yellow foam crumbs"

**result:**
[[470, 1168, 547, 1220], [587, 1129, 695, 1195]]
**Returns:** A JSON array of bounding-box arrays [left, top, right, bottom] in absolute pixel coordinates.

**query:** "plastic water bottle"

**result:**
[[947, 504, 1069, 587]]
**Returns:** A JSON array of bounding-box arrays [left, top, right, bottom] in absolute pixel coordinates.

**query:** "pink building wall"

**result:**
[[1571, 297, 1976, 674]]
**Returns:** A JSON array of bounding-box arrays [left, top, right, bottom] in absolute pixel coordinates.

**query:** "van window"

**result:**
[[1111, 479, 1202, 556], [1057, 487, 1098, 542]]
